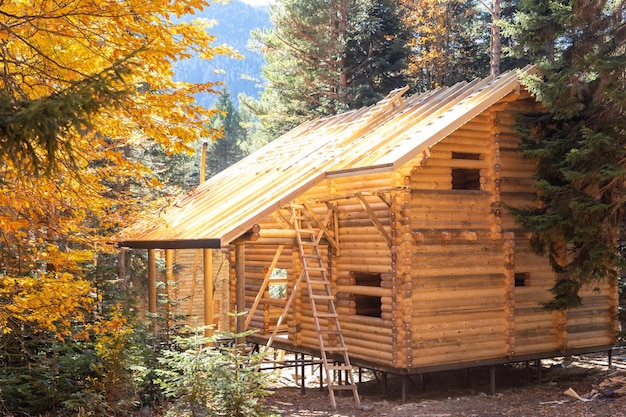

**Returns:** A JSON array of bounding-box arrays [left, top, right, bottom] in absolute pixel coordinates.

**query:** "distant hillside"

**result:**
[[174, 0, 271, 108]]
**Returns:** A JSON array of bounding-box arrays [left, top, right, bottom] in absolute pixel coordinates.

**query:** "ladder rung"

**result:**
[[310, 294, 334, 300], [305, 266, 326, 272], [301, 253, 320, 259], [315, 312, 339, 318], [318, 329, 342, 335], [323, 346, 347, 352], [307, 279, 329, 285]]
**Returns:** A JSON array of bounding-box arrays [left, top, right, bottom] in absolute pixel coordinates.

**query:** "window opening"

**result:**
[[452, 152, 481, 160], [514, 272, 529, 287], [353, 272, 382, 318], [451, 168, 481, 190], [268, 268, 287, 299]]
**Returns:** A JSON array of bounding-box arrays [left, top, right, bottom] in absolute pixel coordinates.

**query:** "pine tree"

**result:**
[[206, 89, 248, 177], [244, 0, 410, 136], [506, 0, 626, 308]]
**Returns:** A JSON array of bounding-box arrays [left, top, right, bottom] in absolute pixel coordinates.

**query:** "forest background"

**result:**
[[0, 0, 623, 416]]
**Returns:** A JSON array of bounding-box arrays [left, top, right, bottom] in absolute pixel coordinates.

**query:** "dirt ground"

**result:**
[[266, 351, 626, 417]]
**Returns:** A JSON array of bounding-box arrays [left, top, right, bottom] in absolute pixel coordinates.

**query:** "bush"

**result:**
[[156, 328, 277, 417]]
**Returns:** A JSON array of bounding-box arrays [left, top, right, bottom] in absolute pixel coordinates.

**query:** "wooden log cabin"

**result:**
[[119, 67, 618, 402]]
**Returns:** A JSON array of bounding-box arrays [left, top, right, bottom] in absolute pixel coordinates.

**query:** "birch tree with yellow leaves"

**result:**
[[0, 0, 234, 413]]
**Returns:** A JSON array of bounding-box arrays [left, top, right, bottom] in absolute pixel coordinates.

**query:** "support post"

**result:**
[[148, 249, 157, 331], [536, 359, 542, 383], [235, 243, 246, 344], [401, 375, 408, 404], [165, 249, 174, 329], [490, 366, 496, 395], [203, 248, 213, 337], [300, 353, 306, 395]]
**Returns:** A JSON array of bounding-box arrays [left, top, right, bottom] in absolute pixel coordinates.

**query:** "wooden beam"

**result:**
[[355, 193, 392, 248], [245, 245, 284, 329], [302, 201, 340, 252], [235, 243, 246, 343], [203, 248, 213, 337], [148, 249, 157, 331], [264, 270, 306, 353], [165, 249, 174, 321]]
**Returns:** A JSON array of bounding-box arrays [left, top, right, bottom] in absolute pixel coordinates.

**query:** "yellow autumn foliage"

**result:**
[[0, 0, 235, 335]]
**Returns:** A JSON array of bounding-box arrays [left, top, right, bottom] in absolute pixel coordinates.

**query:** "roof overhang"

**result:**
[[118, 238, 222, 250], [326, 163, 395, 178]]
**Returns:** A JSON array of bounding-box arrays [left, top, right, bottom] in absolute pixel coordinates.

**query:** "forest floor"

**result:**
[[266, 349, 626, 417]]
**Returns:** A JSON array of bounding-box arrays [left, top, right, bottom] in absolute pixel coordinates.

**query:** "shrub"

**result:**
[[156, 328, 277, 417]]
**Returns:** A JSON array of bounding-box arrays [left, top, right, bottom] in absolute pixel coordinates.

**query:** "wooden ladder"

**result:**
[[291, 204, 361, 409]]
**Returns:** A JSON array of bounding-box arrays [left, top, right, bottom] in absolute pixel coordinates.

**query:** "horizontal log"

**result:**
[[566, 335, 614, 349], [410, 197, 490, 209], [339, 219, 391, 228], [335, 285, 391, 297], [411, 265, 505, 277], [334, 263, 392, 273], [411, 344, 507, 364], [511, 342, 561, 356], [298, 334, 396, 360], [335, 200, 390, 211], [445, 126, 492, 138], [412, 326, 507, 341], [411, 316, 504, 330], [339, 321, 393, 336], [337, 233, 392, 243], [421, 158, 488, 170], [339, 241, 392, 251], [411, 305, 504, 317], [300, 323, 392, 346], [244, 253, 293, 263], [339, 314, 392, 328]]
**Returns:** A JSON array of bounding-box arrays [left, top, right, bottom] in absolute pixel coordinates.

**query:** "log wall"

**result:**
[[157, 249, 229, 330], [407, 106, 508, 367], [224, 94, 615, 372]]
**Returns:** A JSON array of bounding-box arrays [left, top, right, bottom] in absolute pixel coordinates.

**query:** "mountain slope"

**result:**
[[174, 0, 271, 108]]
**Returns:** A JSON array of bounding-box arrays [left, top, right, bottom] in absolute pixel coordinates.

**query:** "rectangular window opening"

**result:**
[[452, 168, 481, 190], [515, 272, 530, 287], [452, 152, 482, 160], [268, 267, 287, 299], [353, 272, 382, 318]]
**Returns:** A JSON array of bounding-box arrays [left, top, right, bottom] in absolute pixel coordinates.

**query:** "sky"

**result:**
[[238, 0, 272, 6]]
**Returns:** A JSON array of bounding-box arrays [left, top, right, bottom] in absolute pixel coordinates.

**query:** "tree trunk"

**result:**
[[490, 0, 501, 76]]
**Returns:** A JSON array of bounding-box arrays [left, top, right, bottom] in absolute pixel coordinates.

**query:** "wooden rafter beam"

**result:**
[[245, 245, 284, 329], [355, 192, 392, 248], [302, 201, 340, 252]]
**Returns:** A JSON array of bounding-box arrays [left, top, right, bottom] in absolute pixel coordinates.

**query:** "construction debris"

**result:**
[[564, 371, 626, 402], [596, 371, 626, 397]]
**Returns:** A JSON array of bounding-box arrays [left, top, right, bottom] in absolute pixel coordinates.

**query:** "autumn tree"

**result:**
[[0, 0, 234, 413], [245, 0, 410, 137], [505, 0, 626, 308], [400, 0, 490, 91]]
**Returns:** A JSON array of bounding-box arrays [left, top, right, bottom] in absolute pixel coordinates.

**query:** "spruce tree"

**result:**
[[245, 0, 410, 136], [206, 89, 247, 177], [506, 0, 625, 308]]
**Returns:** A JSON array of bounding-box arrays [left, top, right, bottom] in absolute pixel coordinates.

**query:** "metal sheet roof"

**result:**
[[119, 67, 532, 249]]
